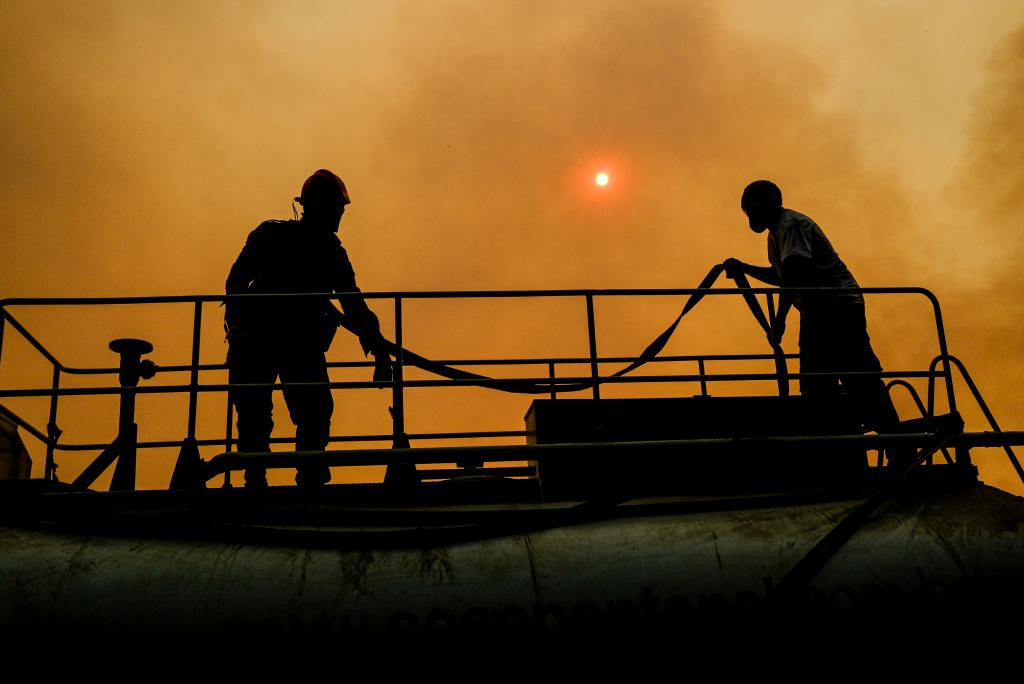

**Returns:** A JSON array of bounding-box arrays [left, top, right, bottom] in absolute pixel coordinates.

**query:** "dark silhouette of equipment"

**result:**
[[71, 338, 157, 491]]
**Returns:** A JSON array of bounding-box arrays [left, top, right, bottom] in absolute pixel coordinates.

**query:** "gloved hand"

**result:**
[[373, 352, 394, 384], [723, 258, 745, 280]]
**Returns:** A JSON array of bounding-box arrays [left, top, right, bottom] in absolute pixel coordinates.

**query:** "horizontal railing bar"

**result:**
[[205, 431, 1020, 475], [417, 467, 537, 479], [0, 370, 943, 398], [56, 352, 807, 376], [0, 285, 939, 309], [43, 430, 534, 453], [36, 426, 1024, 463]]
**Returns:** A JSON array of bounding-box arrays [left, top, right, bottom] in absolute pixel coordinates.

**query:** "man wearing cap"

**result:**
[[226, 169, 390, 488]]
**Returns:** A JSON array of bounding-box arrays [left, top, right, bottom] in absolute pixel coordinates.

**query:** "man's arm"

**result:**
[[225, 229, 265, 333], [723, 258, 781, 286], [771, 254, 817, 344], [333, 246, 386, 356], [227, 234, 262, 294], [772, 291, 793, 346]]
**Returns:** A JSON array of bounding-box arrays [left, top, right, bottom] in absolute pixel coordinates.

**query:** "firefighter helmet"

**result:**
[[295, 169, 350, 207]]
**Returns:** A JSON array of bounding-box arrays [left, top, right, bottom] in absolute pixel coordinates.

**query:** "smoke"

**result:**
[[939, 25, 1024, 492], [960, 26, 1024, 258], [0, 1, 1021, 492], [368, 1, 922, 291]]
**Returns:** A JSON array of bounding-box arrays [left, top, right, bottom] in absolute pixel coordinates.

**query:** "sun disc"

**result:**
[[595, 172, 610, 187]]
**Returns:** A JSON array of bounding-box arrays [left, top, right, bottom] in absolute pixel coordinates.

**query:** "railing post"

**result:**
[[548, 361, 557, 400], [167, 301, 206, 491], [186, 301, 202, 440], [0, 308, 6, 366], [765, 292, 776, 321], [926, 365, 935, 419], [223, 395, 233, 485], [697, 359, 708, 397], [927, 294, 957, 415], [45, 365, 61, 482], [765, 292, 784, 395], [392, 297, 406, 444], [109, 338, 156, 491], [585, 294, 600, 400]]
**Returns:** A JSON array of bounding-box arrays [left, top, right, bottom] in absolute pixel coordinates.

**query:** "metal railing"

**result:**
[[0, 285, 999, 489]]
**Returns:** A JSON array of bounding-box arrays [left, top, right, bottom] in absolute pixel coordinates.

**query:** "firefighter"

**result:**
[[226, 169, 390, 488]]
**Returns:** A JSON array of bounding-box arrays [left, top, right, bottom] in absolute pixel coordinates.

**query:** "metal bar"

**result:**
[[1, 310, 63, 369], [0, 369, 948, 399], [109, 422, 136, 492], [33, 429, 535, 453], [0, 307, 5, 365], [926, 354, 960, 431], [224, 393, 234, 488], [397, 430, 531, 440], [45, 365, 61, 482], [417, 466, 536, 480], [943, 355, 1024, 483], [927, 356, 938, 418], [548, 362, 557, 400], [911, 293, 956, 416], [186, 301, 202, 440], [0, 285, 946, 307], [765, 292, 781, 396], [697, 359, 708, 397], [585, 294, 600, 400], [929, 296, 957, 416], [57, 352, 807, 375], [225, 393, 233, 451], [54, 425, 1024, 454], [204, 431, 1020, 477], [63, 364, 224, 375], [412, 353, 802, 366], [71, 438, 120, 490], [392, 297, 406, 442], [887, 379, 953, 465]]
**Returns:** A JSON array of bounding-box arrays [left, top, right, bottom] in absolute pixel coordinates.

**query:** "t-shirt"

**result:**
[[767, 208, 862, 312]]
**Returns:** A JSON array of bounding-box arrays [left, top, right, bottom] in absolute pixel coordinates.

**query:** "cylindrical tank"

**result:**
[[1, 482, 1021, 637]]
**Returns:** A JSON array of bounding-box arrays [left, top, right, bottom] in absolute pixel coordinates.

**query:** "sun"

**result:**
[[595, 172, 610, 187]]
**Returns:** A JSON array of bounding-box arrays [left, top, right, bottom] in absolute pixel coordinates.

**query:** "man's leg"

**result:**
[[228, 342, 276, 488], [833, 305, 907, 465], [280, 349, 334, 487], [798, 314, 842, 397]]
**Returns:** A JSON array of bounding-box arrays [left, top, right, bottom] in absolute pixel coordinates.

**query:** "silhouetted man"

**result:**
[[226, 169, 389, 488], [724, 180, 904, 463]]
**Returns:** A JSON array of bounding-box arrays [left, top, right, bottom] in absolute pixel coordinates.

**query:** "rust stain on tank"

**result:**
[[335, 550, 376, 598], [50, 538, 95, 619], [418, 548, 454, 583]]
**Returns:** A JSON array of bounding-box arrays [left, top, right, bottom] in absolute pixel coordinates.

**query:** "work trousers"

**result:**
[[798, 303, 900, 435], [228, 340, 333, 485]]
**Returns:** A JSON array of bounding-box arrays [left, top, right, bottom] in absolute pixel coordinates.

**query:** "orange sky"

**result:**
[[1, 1, 1022, 494]]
